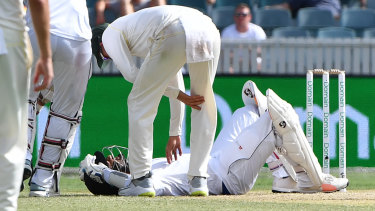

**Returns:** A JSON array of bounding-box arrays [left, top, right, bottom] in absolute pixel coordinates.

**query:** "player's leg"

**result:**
[[266, 151, 298, 193], [210, 112, 276, 195], [121, 21, 186, 197], [22, 31, 40, 191], [29, 35, 91, 197], [241, 80, 298, 193], [267, 89, 349, 192], [23, 31, 55, 191], [187, 27, 221, 196], [0, 28, 31, 209]]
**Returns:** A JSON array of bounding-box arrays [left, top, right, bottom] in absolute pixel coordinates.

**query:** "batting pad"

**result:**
[[267, 89, 323, 187]]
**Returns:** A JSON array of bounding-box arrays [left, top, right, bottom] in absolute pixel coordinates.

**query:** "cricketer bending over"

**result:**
[[91, 5, 221, 196], [79, 81, 349, 196]]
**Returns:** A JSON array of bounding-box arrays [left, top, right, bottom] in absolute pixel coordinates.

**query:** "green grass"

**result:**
[[18, 168, 375, 211]]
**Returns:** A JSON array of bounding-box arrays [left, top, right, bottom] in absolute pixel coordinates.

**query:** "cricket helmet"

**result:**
[[83, 145, 130, 195]]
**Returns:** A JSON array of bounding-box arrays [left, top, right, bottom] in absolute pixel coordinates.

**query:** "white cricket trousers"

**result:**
[[128, 20, 221, 179], [208, 112, 277, 195], [28, 32, 92, 187], [0, 28, 31, 210]]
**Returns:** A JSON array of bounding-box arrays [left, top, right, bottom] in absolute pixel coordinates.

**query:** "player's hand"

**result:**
[[165, 136, 182, 164], [106, 155, 115, 169], [33, 57, 53, 91], [177, 91, 205, 110]]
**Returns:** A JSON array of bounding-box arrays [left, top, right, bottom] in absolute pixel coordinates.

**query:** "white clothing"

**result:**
[[211, 105, 288, 180], [103, 5, 217, 83], [0, 0, 31, 209], [26, 0, 92, 190], [102, 108, 278, 195], [28, 33, 92, 188], [211, 105, 260, 154], [102, 5, 221, 179], [0, 0, 25, 31], [221, 23, 267, 40], [151, 105, 283, 195], [209, 108, 277, 195], [25, 0, 91, 41]]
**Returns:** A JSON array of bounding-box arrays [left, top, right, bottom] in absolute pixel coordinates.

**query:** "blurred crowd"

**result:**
[[86, 0, 375, 39]]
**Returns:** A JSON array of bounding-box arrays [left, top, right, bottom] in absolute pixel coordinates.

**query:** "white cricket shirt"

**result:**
[[221, 23, 266, 40], [0, 0, 25, 32], [25, 0, 92, 41]]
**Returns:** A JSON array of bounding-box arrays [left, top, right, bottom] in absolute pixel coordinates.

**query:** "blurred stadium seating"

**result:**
[[341, 8, 375, 37], [211, 6, 235, 31], [86, 0, 375, 38], [317, 27, 356, 39], [297, 7, 335, 37], [272, 26, 310, 38], [168, 0, 207, 12], [257, 0, 286, 8], [254, 8, 292, 37], [214, 0, 251, 7], [86, 0, 375, 76], [367, 0, 375, 9], [363, 28, 375, 38]]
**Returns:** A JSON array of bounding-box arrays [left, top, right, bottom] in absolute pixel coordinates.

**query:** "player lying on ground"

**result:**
[[79, 81, 349, 196]]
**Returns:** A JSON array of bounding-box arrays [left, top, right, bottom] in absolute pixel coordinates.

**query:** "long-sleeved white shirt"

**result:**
[[102, 5, 219, 136]]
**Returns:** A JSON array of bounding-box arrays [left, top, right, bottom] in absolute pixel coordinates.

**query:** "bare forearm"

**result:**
[[29, 0, 51, 60], [206, 0, 216, 5], [28, 0, 53, 91], [123, 0, 134, 15], [96, 0, 106, 13], [149, 0, 166, 7], [361, 0, 367, 8]]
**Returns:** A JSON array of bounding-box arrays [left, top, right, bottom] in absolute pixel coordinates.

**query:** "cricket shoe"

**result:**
[[21, 159, 33, 192], [118, 172, 155, 197], [242, 80, 267, 115], [23, 159, 33, 181], [29, 182, 59, 197], [189, 176, 209, 196], [320, 173, 349, 193], [273, 171, 320, 193], [296, 172, 349, 193], [272, 176, 298, 193]]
